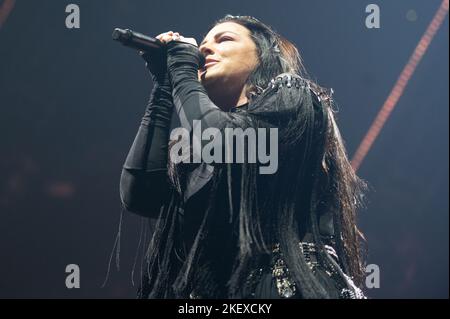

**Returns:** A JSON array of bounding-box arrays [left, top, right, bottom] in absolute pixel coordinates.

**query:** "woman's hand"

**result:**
[[140, 31, 195, 83], [155, 31, 202, 81], [156, 31, 198, 47]]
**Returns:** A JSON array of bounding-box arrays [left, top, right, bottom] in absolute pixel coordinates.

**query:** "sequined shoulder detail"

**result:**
[[243, 242, 367, 299]]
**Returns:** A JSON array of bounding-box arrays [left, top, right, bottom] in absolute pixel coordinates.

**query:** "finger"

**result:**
[[168, 34, 177, 41], [160, 34, 175, 44], [156, 31, 172, 38]]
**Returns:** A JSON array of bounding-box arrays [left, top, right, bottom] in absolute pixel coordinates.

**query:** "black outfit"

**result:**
[[120, 41, 365, 299]]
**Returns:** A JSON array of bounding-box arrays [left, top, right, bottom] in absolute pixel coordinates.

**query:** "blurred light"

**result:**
[[0, 0, 16, 29], [351, 0, 449, 172], [47, 182, 76, 199]]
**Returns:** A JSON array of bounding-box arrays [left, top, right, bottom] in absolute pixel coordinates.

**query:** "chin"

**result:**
[[200, 70, 220, 88]]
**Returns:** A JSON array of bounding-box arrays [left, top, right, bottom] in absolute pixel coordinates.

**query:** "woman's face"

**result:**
[[198, 22, 259, 97]]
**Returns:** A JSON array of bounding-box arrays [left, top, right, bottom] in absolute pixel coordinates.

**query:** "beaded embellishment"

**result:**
[[272, 244, 297, 298], [269, 242, 366, 299]]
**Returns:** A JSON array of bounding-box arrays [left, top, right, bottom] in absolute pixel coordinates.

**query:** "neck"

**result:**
[[208, 87, 248, 111]]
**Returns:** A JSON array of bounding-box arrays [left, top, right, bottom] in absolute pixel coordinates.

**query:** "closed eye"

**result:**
[[219, 36, 233, 42]]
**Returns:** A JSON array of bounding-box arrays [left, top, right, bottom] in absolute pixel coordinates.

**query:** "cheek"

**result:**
[[247, 52, 259, 71], [223, 49, 258, 73], [235, 46, 258, 72], [238, 53, 258, 75]]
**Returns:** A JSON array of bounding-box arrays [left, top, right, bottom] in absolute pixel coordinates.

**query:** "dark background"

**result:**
[[0, 0, 448, 298]]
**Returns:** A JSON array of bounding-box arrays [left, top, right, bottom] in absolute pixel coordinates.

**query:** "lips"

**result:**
[[204, 58, 219, 69]]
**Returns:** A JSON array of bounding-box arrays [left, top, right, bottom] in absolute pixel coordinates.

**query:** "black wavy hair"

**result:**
[[213, 15, 307, 98]]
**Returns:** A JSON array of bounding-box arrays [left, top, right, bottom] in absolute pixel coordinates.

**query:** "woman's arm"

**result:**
[[119, 55, 173, 217]]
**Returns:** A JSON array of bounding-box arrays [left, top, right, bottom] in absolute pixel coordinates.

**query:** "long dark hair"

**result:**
[[142, 15, 367, 299]]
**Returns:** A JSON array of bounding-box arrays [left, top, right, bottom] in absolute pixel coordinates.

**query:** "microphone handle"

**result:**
[[112, 28, 163, 52]]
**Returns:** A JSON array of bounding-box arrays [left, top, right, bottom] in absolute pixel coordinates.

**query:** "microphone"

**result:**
[[112, 28, 163, 52], [112, 28, 205, 68]]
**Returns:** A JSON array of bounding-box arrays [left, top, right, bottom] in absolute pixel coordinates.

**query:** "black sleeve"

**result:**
[[119, 78, 173, 217]]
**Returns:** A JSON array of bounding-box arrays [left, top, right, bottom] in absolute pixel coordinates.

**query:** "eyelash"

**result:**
[[219, 36, 233, 42], [200, 36, 233, 47]]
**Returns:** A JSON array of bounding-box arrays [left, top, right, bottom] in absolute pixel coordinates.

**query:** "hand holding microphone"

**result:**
[[155, 31, 198, 47], [111, 28, 199, 50], [112, 28, 205, 80]]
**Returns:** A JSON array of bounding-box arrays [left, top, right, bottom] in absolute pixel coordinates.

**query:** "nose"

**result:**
[[199, 42, 214, 56]]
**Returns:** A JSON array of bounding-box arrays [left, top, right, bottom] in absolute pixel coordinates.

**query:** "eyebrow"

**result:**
[[200, 31, 240, 47]]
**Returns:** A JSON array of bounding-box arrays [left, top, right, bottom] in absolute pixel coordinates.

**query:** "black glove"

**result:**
[[139, 49, 170, 87], [138, 49, 173, 127], [166, 41, 204, 71]]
